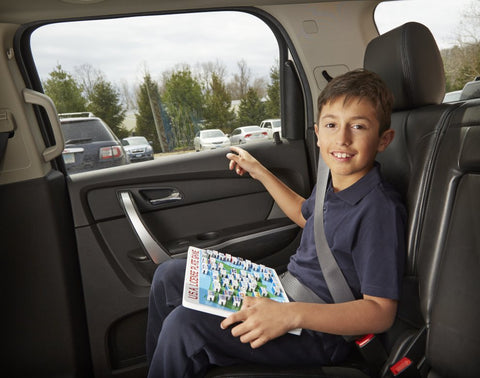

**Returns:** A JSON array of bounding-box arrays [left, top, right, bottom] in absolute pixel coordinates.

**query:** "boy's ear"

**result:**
[[377, 129, 395, 152], [314, 123, 321, 147]]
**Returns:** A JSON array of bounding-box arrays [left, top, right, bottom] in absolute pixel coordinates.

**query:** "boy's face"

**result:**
[[315, 95, 394, 192]]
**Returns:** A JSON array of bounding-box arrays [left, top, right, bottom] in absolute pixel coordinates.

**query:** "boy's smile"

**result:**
[[315, 95, 394, 192]]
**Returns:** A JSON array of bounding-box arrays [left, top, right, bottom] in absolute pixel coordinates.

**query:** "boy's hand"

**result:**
[[226, 146, 264, 180], [220, 296, 294, 348]]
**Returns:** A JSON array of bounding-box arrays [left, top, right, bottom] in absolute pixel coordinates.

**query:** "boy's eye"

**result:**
[[325, 123, 335, 128], [352, 124, 364, 130]]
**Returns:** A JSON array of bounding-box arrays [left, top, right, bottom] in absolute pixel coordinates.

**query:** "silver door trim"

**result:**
[[118, 190, 170, 264]]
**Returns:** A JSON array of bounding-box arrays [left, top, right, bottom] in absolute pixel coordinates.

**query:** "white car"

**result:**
[[259, 119, 281, 139], [194, 129, 231, 151], [229, 126, 268, 145]]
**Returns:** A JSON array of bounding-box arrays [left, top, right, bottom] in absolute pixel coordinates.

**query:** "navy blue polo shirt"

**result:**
[[287, 164, 406, 303]]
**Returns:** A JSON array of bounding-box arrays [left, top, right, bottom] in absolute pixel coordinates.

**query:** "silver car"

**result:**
[[194, 129, 231, 151], [229, 126, 268, 145], [121, 136, 154, 162]]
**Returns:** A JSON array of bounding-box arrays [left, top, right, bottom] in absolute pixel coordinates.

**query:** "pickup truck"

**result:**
[[259, 118, 281, 139]]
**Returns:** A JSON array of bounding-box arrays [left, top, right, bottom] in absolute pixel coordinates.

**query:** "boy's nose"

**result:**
[[336, 126, 351, 146]]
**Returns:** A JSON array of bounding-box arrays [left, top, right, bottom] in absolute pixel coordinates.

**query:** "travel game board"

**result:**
[[182, 246, 300, 335]]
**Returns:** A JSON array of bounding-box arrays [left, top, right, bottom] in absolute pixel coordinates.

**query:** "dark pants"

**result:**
[[146, 259, 350, 378]]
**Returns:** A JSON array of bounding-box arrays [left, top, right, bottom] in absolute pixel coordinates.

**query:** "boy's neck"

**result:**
[[330, 164, 376, 193]]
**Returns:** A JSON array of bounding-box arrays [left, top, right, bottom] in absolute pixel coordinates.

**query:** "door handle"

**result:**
[[118, 190, 170, 264], [147, 188, 183, 205]]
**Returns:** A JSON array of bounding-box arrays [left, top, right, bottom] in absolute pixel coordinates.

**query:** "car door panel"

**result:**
[[68, 140, 312, 377]]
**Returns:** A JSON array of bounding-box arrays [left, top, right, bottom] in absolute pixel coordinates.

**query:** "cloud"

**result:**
[[31, 2, 473, 88], [31, 11, 278, 86], [375, 0, 474, 49]]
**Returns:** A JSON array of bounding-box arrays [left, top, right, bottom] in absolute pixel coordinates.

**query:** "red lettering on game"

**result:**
[[187, 248, 200, 300]]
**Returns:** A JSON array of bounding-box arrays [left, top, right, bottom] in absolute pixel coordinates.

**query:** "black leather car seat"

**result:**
[[412, 97, 480, 378], [207, 22, 458, 377]]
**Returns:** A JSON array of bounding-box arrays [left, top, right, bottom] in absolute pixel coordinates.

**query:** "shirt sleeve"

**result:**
[[301, 185, 317, 220]]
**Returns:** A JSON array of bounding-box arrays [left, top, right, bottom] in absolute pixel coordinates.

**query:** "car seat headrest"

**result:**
[[364, 22, 445, 111]]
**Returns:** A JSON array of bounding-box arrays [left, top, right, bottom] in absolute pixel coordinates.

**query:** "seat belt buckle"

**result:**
[[390, 357, 412, 376], [355, 334, 388, 372], [0, 110, 15, 137], [355, 333, 376, 348]]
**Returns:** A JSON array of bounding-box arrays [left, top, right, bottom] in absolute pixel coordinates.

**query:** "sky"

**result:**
[[31, 0, 476, 88], [31, 11, 279, 86]]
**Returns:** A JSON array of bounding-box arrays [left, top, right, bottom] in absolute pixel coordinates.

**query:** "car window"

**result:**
[[30, 11, 281, 173], [124, 137, 149, 145], [61, 119, 114, 143], [375, 0, 479, 101]]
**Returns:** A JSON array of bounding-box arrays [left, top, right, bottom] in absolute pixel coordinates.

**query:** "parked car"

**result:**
[[59, 113, 128, 173], [194, 129, 230, 151], [229, 125, 268, 145], [259, 118, 281, 139], [122, 136, 154, 162]]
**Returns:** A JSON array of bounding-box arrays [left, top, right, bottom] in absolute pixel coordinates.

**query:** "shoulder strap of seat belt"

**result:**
[[314, 157, 355, 303], [0, 110, 15, 164], [0, 131, 10, 163]]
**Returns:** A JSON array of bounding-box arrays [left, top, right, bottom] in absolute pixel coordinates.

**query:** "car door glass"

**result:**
[[31, 11, 281, 174]]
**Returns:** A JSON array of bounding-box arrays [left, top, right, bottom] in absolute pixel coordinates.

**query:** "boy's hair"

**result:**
[[317, 69, 394, 134]]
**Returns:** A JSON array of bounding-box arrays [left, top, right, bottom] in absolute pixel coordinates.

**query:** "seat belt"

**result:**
[[0, 110, 15, 163], [280, 156, 354, 304], [280, 156, 388, 372], [313, 157, 355, 303], [0, 132, 9, 162], [314, 158, 388, 371]]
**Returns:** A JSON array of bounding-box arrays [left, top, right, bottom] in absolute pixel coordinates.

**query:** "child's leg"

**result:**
[[148, 304, 350, 378], [146, 258, 186, 363]]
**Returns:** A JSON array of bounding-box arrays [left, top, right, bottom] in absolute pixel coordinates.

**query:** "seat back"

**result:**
[[207, 22, 469, 378], [366, 22, 480, 376], [415, 100, 480, 377], [364, 22, 451, 276], [363, 22, 458, 366]]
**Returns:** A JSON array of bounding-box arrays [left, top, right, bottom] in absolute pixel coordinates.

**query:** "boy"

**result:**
[[146, 69, 406, 377]]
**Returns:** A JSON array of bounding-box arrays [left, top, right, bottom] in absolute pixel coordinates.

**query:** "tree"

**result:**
[[227, 60, 252, 100], [75, 63, 103, 99], [442, 1, 480, 91], [203, 73, 236, 132], [119, 79, 137, 111], [236, 87, 267, 126], [197, 60, 227, 90], [264, 64, 280, 118], [135, 73, 166, 153], [43, 64, 87, 113], [161, 67, 204, 148], [87, 78, 127, 138]]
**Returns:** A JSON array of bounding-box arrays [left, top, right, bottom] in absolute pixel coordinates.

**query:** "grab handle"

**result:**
[[23, 89, 64, 162]]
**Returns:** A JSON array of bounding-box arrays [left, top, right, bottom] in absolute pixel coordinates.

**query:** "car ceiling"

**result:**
[[0, 0, 381, 24]]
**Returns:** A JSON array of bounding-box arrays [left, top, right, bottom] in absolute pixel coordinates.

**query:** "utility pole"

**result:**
[[145, 81, 168, 153]]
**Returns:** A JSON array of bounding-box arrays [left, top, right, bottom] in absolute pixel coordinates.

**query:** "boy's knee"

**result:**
[[151, 259, 185, 290], [161, 307, 198, 342], [162, 306, 214, 342], [149, 259, 186, 310]]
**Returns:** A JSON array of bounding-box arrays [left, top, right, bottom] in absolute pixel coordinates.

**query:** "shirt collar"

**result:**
[[327, 162, 382, 206]]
